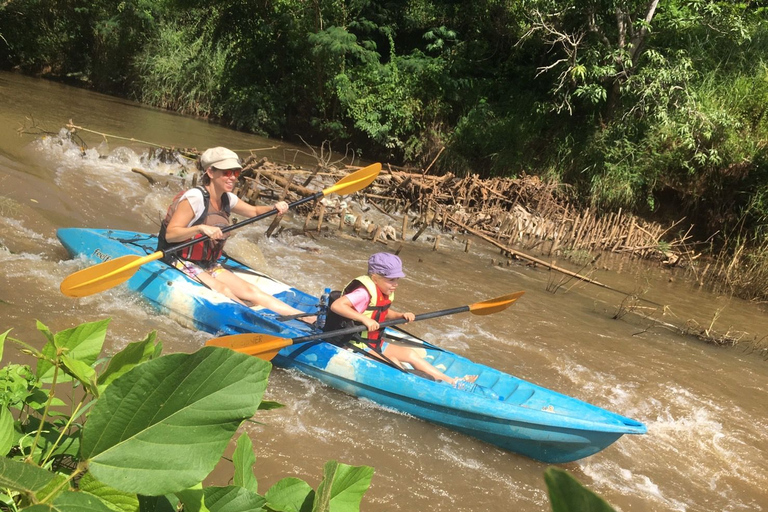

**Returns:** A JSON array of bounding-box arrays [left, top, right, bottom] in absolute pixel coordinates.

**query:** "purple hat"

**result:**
[[368, 253, 405, 278]]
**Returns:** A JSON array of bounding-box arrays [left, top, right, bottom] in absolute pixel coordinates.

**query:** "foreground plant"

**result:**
[[0, 320, 372, 511]]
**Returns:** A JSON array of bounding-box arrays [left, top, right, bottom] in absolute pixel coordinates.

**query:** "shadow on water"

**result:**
[[1, 71, 767, 512]]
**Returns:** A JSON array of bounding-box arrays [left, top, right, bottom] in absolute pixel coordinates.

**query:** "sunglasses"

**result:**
[[215, 168, 241, 178]]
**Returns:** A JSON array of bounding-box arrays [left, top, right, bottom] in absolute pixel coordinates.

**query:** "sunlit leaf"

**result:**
[[78, 472, 139, 512], [37, 319, 110, 382], [61, 355, 99, 397], [232, 433, 258, 493], [81, 347, 269, 495], [0, 364, 36, 409], [313, 461, 373, 512], [265, 478, 313, 512], [97, 332, 160, 394], [0, 328, 9, 363], [204, 486, 267, 512], [175, 483, 209, 512], [0, 406, 13, 456], [24, 490, 115, 512]]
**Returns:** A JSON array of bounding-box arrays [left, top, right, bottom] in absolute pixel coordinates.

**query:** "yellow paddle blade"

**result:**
[[60, 252, 164, 297], [205, 333, 290, 361], [468, 291, 525, 315], [322, 163, 381, 196]]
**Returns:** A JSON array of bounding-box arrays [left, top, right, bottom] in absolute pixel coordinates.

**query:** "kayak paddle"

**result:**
[[205, 291, 525, 360], [60, 163, 382, 297]]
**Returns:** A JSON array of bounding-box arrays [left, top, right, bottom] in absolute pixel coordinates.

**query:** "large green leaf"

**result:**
[[265, 478, 313, 512], [0, 458, 68, 498], [232, 434, 258, 493], [96, 333, 160, 394], [313, 461, 373, 512], [37, 319, 110, 382], [204, 486, 267, 512], [545, 467, 618, 512], [81, 347, 270, 495], [24, 490, 116, 512], [78, 472, 139, 512]]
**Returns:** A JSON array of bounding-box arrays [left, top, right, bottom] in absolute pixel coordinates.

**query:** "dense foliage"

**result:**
[[1, 0, 767, 252], [0, 320, 374, 511]]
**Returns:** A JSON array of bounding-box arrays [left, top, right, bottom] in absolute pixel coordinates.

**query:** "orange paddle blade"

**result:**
[[60, 252, 164, 297], [205, 333, 290, 360], [468, 291, 525, 315]]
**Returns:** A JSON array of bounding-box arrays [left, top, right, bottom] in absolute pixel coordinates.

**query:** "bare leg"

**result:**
[[383, 344, 476, 384], [200, 270, 317, 323]]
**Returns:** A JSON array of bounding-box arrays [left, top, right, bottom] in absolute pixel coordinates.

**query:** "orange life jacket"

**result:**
[[343, 275, 393, 350]]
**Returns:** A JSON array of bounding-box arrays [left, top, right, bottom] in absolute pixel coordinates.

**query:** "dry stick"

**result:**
[[131, 168, 156, 185], [316, 203, 326, 232], [446, 214, 663, 305], [65, 122, 196, 158], [422, 146, 445, 176]]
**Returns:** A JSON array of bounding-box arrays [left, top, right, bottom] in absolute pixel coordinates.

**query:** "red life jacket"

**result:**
[[156, 186, 231, 266]]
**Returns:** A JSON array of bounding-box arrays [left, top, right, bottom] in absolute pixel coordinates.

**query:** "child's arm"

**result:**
[[387, 308, 415, 323], [330, 296, 380, 331]]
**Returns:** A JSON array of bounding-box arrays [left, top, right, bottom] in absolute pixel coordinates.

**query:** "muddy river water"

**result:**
[[1, 71, 767, 511]]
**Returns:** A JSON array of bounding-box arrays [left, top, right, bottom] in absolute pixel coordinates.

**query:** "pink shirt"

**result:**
[[345, 286, 372, 314]]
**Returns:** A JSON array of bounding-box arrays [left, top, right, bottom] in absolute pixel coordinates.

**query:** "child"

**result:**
[[328, 252, 477, 389]]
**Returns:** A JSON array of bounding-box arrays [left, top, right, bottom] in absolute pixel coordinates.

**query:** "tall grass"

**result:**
[[132, 22, 231, 118]]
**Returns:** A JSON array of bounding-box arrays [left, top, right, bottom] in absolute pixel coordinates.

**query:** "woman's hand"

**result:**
[[274, 201, 289, 215], [199, 225, 224, 240]]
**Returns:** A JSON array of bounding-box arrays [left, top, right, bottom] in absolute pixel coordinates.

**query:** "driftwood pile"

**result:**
[[218, 158, 690, 273]]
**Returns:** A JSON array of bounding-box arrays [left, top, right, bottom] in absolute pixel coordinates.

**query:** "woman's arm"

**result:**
[[164, 199, 223, 243], [231, 198, 289, 218]]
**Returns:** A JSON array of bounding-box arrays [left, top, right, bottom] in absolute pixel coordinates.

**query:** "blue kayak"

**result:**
[[57, 228, 646, 463]]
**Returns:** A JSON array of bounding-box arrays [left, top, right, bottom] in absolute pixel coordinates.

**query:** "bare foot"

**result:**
[[462, 375, 479, 383], [300, 315, 318, 325]]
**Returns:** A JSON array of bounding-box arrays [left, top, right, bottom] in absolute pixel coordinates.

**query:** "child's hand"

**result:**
[[403, 312, 415, 323], [363, 318, 379, 331]]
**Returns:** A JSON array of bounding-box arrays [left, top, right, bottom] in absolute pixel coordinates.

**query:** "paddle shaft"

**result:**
[[161, 191, 323, 257], [290, 305, 470, 345]]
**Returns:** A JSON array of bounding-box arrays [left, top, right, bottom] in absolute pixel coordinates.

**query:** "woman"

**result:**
[[158, 146, 315, 322]]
